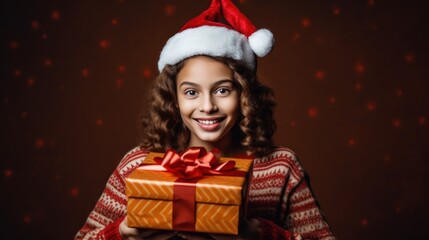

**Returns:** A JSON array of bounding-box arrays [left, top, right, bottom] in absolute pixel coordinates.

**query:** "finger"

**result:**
[[144, 230, 177, 240], [176, 232, 213, 240]]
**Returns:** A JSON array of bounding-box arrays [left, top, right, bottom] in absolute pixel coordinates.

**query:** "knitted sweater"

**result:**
[[75, 147, 335, 239]]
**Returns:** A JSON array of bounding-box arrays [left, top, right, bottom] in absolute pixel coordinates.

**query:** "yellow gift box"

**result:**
[[125, 151, 253, 235]]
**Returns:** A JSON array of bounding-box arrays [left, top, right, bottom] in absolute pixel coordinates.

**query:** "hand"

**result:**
[[119, 217, 176, 240], [177, 218, 262, 240]]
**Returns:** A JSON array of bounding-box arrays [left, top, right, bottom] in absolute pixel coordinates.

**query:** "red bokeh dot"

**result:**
[[23, 215, 32, 224], [31, 20, 40, 30], [307, 107, 318, 118], [70, 187, 80, 197], [348, 138, 356, 146], [14, 69, 22, 77], [41, 33, 48, 40], [10, 41, 19, 49], [418, 116, 426, 126], [35, 138, 46, 148], [301, 18, 311, 28], [354, 82, 363, 91], [405, 53, 415, 63], [383, 154, 391, 163], [360, 218, 369, 226], [82, 68, 90, 77], [96, 118, 104, 126], [21, 111, 28, 118], [51, 10, 61, 20], [99, 39, 110, 49], [315, 70, 325, 80], [143, 68, 152, 78], [291, 32, 301, 42], [27, 78, 36, 87], [4, 169, 13, 178], [112, 18, 118, 26], [333, 6, 341, 15], [290, 121, 297, 127], [115, 78, 124, 87], [165, 4, 176, 16], [396, 88, 403, 97], [354, 62, 365, 74], [329, 96, 337, 104], [366, 101, 376, 111], [392, 119, 401, 128], [117, 65, 126, 73], [44, 59, 52, 67], [367, 0, 375, 7]]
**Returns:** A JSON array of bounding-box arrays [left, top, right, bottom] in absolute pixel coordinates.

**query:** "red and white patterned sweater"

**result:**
[[75, 147, 335, 239]]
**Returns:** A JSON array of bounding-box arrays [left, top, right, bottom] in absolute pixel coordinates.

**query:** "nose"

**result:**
[[199, 95, 218, 113]]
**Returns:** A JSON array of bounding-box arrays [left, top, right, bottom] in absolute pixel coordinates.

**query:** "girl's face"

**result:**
[[176, 56, 240, 150]]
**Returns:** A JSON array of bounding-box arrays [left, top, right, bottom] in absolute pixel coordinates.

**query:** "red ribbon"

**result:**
[[137, 147, 243, 232], [152, 147, 236, 180]]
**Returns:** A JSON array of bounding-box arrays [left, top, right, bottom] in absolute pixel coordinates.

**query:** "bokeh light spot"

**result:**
[[366, 101, 376, 111], [27, 78, 36, 87], [82, 68, 90, 77], [31, 20, 40, 30], [301, 18, 311, 28], [360, 218, 369, 227], [143, 68, 152, 78], [392, 118, 401, 128], [333, 6, 341, 15], [354, 62, 365, 74], [70, 187, 80, 197], [307, 107, 318, 118], [4, 169, 13, 178], [418, 116, 426, 126], [115, 78, 124, 88], [117, 64, 126, 73], [354, 82, 363, 91], [329, 96, 337, 104], [315, 70, 325, 80], [10, 41, 19, 49], [96, 118, 104, 126], [165, 4, 176, 16], [405, 52, 415, 63], [51, 10, 61, 21], [35, 138, 46, 148], [99, 39, 110, 49]]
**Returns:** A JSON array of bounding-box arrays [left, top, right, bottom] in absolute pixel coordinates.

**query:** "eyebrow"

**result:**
[[179, 79, 234, 88]]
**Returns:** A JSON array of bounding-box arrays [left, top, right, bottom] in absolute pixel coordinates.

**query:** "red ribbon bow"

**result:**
[[153, 147, 236, 179]]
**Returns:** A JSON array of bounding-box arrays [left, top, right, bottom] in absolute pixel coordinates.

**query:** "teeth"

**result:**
[[198, 119, 219, 125]]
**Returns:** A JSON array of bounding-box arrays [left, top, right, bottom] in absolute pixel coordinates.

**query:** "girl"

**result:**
[[76, 0, 335, 239]]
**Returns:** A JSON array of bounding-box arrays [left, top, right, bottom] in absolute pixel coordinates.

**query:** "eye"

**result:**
[[184, 89, 198, 96], [214, 87, 230, 95]]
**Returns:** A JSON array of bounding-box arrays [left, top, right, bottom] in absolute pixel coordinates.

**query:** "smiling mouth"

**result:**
[[197, 119, 221, 125]]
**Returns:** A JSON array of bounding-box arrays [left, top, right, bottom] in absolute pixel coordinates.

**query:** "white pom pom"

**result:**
[[248, 29, 274, 57]]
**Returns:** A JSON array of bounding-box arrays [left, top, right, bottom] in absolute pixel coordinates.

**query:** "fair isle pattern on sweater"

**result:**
[[75, 147, 335, 239]]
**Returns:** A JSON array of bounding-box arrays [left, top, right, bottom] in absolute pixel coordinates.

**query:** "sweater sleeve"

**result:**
[[249, 148, 335, 240], [286, 178, 336, 239], [74, 147, 148, 240]]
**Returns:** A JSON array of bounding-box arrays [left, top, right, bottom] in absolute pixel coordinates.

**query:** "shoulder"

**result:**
[[116, 146, 150, 177], [253, 146, 305, 180]]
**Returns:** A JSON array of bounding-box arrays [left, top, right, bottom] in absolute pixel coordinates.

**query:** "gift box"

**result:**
[[125, 149, 253, 235]]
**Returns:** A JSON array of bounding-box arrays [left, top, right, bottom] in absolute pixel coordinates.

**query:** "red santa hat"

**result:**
[[158, 0, 274, 72]]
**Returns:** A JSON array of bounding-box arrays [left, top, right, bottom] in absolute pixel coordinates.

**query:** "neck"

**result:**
[[188, 137, 244, 157]]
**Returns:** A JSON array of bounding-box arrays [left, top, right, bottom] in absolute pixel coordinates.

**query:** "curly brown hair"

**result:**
[[140, 56, 276, 157]]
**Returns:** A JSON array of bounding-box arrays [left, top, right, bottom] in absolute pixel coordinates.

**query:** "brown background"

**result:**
[[1, 0, 428, 239]]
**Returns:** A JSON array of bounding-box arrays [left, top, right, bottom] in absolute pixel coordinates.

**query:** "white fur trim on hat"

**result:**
[[248, 29, 274, 57], [158, 26, 255, 72]]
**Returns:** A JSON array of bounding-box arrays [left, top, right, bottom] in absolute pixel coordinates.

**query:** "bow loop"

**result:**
[[153, 147, 235, 179]]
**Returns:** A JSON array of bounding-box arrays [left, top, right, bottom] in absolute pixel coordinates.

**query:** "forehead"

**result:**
[[177, 56, 233, 85]]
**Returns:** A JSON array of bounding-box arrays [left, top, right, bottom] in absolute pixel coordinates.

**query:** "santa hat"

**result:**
[[158, 0, 274, 72]]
